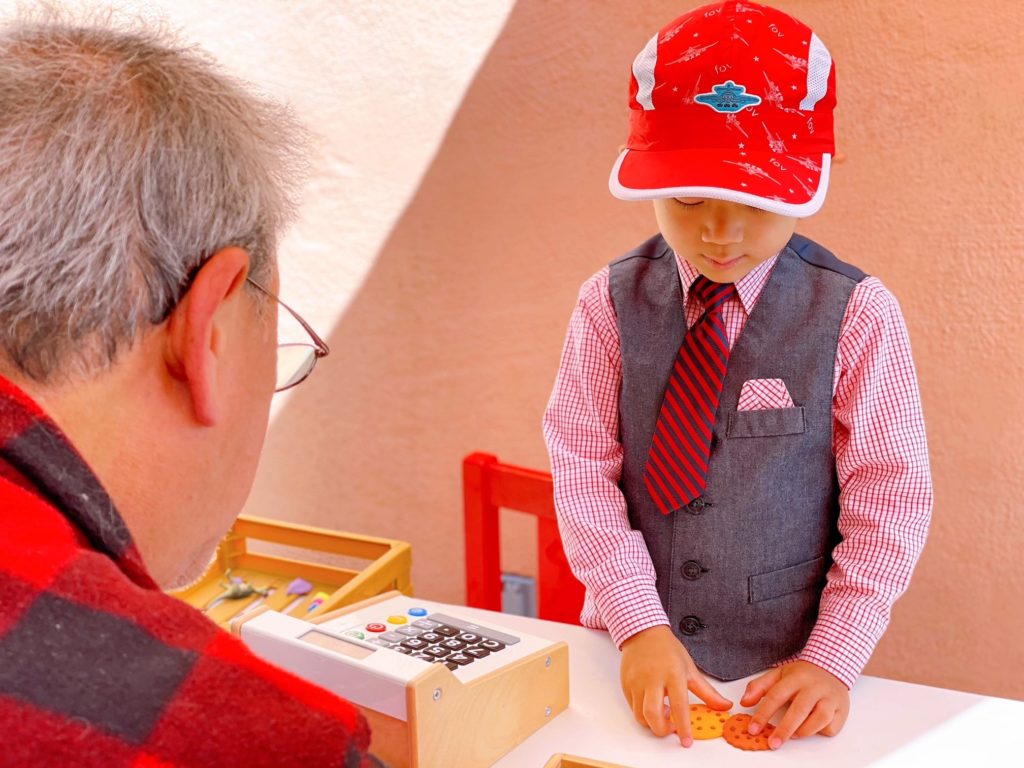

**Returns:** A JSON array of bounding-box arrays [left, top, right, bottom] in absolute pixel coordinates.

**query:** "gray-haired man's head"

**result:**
[[0, 11, 306, 382]]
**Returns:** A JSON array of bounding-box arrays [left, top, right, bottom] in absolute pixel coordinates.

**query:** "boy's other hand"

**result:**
[[619, 625, 732, 748], [740, 660, 850, 749]]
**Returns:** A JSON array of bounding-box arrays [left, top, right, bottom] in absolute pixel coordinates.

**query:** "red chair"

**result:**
[[463, 452, 585, 624]]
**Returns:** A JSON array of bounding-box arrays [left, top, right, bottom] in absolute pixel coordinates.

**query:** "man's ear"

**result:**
[[164, 247, 251, 426]]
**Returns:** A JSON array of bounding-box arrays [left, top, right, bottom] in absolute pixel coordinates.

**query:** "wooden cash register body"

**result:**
[[234, 591, 569, 767]]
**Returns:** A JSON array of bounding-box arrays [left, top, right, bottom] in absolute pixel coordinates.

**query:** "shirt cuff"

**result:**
[[797, 611, 884, 689], [592, 575, 670, 649]]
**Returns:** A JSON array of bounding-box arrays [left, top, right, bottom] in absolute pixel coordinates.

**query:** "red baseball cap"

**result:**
[[610, 1, 836, 217]]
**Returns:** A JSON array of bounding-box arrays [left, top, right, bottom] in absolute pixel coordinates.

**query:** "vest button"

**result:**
[[681, 560, 705, 580], [680, 616, 704, 635], [686, 497, 706, 515]]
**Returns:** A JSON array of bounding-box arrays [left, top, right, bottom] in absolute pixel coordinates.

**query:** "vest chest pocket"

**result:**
[[748, 555, 827, 603], [726, 407, 805, 438]]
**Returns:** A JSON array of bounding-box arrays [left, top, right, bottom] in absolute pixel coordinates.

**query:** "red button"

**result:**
[[366, 623, 387, 633]]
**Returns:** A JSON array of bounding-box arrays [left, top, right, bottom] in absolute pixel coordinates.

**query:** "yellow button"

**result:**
[[387, 615, 408, 625]]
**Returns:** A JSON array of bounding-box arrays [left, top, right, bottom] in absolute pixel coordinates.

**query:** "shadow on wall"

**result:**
[[246, 0, 666, 607]]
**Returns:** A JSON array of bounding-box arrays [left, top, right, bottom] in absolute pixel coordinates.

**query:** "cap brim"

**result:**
[[609, 148, 831, 218]]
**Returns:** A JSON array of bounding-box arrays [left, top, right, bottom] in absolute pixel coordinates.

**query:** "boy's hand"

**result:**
[[740, 660, 850, 749], [619, 625, 732, 747]]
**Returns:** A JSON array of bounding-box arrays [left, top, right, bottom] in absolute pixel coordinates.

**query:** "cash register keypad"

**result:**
[[342, 609, 520, 671]]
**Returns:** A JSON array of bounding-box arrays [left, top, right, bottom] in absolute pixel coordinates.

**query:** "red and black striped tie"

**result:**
[[644, 276, 736, 515]]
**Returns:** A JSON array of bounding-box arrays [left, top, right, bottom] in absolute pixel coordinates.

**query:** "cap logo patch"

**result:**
[[694, 81, 762, 114]]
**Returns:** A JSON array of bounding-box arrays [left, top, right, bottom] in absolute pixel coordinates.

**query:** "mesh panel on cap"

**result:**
[[632, 34, 659, 110], [800, 32, 832, 110]]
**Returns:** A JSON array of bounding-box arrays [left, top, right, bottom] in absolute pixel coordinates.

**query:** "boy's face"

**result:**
[[653, 197, 798, 284]]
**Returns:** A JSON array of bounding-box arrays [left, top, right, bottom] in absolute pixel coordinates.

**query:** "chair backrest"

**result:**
[[463, 452, 585, 624]]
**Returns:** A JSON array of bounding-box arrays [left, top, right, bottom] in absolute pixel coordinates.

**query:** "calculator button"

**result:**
[[446, 653, 474, 666], [369, 639, 392, 647], [396, 626, 423, 637], [434, 625, 460, 638], [427, 614, 521, 646], [408, 607, 428, 617], [457, 633, 482, 644], [464, 647, 490, 660], [387, 615, 408, 625], [391, 646, 413, 655], [419, 632, 444, 644], [366, 623, 387, 633], [412, 619, 441, 630], [401, 638, 430, 651], [440, 639, 466, 651], [445, 662, 459, 671], [423, 647, 452, 659], [380, 632, 406, 643], [478, 639, 505, 652], [344, 630, 366, 640]]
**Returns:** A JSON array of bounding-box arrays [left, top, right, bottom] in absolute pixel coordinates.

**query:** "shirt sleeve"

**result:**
[[542, 268, 670, 648], [797, 277, 934, 688]]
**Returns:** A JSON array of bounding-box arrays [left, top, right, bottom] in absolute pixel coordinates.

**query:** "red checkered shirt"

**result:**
[[0, 376, 379, 767], [543, 249, 933, 688]]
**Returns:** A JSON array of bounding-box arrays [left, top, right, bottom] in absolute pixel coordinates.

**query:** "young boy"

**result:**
[[543, 1, 932, 751]]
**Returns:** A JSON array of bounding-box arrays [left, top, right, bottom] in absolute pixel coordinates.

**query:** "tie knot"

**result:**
[[691, 275, 736, 311]]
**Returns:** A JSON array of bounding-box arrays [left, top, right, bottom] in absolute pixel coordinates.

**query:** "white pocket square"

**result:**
[[738, 378, 795, 411]]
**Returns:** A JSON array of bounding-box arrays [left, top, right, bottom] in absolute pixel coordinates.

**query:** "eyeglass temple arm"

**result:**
[[246, 277, 330, 356]]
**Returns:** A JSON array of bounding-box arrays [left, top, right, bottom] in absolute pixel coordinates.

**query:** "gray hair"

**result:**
[[0, 10, 307, 382]]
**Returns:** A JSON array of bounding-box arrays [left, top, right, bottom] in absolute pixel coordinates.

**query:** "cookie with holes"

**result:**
[[722, 713, 776, 751], [688, 703, 732, 739]]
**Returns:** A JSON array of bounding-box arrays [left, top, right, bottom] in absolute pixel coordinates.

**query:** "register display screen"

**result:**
[[300, 629, 375, 660]]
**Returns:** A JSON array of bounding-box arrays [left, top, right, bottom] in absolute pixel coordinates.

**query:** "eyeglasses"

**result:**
[[246, 277, 330, 392]]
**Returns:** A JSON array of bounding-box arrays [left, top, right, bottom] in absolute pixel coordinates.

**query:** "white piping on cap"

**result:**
[[608, 150, 832, 219]]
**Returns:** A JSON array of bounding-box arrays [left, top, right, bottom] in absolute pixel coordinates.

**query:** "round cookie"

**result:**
[[722, 713, 776, 751], [688, 704, 731, 739]]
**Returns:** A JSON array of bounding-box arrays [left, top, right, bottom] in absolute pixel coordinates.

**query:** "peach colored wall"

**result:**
[[21, 2, 1020, 700]]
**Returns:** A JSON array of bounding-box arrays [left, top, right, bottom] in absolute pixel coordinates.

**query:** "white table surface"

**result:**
[[446, 605, 1023, 768]]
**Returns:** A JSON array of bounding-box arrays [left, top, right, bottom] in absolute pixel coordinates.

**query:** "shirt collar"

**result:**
[[0, 374, 156, 589], [675, 250, 780, 315]]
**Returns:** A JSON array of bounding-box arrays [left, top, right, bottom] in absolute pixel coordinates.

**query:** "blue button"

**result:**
[[408, 607, 428, 617]]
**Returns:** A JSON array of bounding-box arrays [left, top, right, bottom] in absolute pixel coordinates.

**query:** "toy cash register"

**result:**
[[234, 591, 569, 767]]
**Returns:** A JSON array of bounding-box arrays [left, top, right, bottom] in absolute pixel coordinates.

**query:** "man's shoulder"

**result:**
[[0, 484, 370, 765]]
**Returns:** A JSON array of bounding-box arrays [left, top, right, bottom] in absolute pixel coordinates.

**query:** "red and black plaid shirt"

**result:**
[[0, 375, 379, 767]]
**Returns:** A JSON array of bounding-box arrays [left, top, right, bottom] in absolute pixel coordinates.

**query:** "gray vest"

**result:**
[[609, 233, 866, 680]]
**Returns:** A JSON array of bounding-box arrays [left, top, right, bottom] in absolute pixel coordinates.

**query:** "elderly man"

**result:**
[[0, 15, 379, 767]]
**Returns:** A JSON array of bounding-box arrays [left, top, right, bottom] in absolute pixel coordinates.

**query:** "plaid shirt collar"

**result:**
[[675, 250, 780, 315], [0, 374, 155, 589]]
